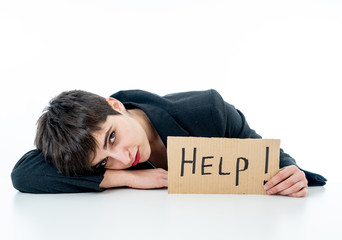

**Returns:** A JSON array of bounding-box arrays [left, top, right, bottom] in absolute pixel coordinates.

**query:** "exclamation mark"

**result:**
[[265, 146, 269, 174], [263, 146, 269, 185]]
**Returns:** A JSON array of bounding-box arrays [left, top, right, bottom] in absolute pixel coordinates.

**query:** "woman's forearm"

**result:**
[[100, 168, 168, 189]]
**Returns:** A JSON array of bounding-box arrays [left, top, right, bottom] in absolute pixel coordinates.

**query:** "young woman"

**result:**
[[11, 89, 326, 196]]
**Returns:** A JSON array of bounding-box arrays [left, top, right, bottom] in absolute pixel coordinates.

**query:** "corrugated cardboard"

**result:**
[[167, 137, 280, 194]]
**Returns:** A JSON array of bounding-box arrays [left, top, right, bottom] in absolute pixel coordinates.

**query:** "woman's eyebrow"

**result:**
[[103, 126, 112, 150]]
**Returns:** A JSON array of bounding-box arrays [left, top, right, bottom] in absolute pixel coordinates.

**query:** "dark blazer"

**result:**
[[11, 89, 326, 193]]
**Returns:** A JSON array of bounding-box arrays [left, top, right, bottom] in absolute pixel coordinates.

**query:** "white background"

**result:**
[[0, 1, 341, 239]]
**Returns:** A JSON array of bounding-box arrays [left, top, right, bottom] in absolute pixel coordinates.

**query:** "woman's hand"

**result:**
[[126, 168, 168, 189], [264, 165, 308, 197]]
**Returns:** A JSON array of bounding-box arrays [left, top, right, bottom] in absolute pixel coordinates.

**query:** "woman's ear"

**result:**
[[106, 97, 126, 114]]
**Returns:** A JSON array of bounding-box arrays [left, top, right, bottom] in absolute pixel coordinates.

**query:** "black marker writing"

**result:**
[[201, 156, 213, 175], [263, 146, 270, 186], [236, 157, 249, 186], [219, 157, 230, 175], [265, 146, 269, 174], [180, 147, 197, 177]]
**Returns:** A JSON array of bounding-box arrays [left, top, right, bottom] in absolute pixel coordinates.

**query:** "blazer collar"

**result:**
[[123, 102, 189, 147]]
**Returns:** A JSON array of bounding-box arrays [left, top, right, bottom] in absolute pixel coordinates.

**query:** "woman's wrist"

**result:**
[[100, 169, 131, 189]]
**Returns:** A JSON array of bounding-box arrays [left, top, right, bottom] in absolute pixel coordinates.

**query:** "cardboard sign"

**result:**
[[167, 137, 280, 194]]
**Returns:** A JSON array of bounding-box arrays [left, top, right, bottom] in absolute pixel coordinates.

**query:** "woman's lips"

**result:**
[[132, 149, 140, 166]]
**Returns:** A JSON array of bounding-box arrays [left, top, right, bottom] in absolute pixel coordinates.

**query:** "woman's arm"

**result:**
[[100, 168, 168, 189], [221, 98, 309, 197], [12, 150, 168, 193], [12, 150, 105, 193]]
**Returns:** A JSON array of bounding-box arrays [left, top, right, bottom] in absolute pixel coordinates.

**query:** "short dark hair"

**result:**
[[35, 90, 120, 176]]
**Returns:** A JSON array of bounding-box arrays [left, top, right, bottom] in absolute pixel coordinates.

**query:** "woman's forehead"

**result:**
[[92, 115, 122, 139]]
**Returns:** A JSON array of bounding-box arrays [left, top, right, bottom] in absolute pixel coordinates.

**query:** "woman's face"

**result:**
[[91, 100, 151, 170]]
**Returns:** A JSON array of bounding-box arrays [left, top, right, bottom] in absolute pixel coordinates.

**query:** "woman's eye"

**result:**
[[109, 132, 116, 144], [101, 158, 107, 167]]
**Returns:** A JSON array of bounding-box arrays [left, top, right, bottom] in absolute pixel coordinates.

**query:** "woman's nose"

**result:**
[[108, 149, 131, 165]]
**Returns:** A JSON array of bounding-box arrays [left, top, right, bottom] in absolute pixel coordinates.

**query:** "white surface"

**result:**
[[3, 184, 341, 240], [1, 1, 341, 239]]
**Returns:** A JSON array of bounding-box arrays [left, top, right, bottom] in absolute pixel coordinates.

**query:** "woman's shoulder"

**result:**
[[111, 89, 223, 102], [110, 89, 225, 111]]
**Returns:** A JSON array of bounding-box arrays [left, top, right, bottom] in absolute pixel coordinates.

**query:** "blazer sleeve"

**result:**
[[221, 98, 296, 165], [11, 150, 105, 193], [221, 95, 326, 186]]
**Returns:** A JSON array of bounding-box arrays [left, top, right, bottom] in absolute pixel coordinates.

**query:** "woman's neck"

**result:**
[[128, 109, 167, 169]]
